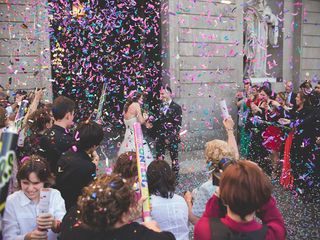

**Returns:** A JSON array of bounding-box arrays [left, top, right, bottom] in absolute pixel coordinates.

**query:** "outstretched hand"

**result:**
[[34, 88, 44, 100], [145, 122, 153, 129], [91, 150, 100, 167], [223, 117, 234, 130]]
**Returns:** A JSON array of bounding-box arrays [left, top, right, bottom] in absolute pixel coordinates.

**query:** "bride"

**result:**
[[118, 91, 154, 166]]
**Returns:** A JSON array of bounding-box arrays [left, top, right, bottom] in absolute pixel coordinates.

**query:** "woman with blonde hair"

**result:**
[[184, 117, 239, 224]]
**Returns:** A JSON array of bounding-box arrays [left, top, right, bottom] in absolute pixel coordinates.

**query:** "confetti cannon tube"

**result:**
[[133, 122, 152, 222], [219, 99, 230, 120], [0, 127, 18, 157], [0, 127, 18, 212], [15, 100, 29, 132], [95, 81, 108, 122]]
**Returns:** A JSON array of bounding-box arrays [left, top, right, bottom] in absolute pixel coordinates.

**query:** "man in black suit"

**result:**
[[56, 121, 104, 210], [153, 86, 182, 179], [284, 81, 296, 108]]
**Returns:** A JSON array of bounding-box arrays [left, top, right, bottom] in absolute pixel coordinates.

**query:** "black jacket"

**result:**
[[153, 101, 182, 143], [56, 149, 96, 210], [39, 125, 75, 173], [287, 92, 297, 108], [60, 207, 176, 240]]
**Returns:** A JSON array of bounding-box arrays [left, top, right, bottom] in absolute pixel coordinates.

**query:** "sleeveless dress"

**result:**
[[118, 117, 153, 166]]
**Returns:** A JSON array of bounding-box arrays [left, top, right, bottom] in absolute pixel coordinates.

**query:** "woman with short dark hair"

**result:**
[[60, 174, 175, 240], [3, 155, 66, 240], [194, 160, 286, 240], [147, 160, 189, 240]]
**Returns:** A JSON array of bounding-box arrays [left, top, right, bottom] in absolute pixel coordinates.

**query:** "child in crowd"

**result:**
[[113, 151, 138, 184], [113, 151, 149, 222], [56, 120, 103, 210], [40, 96, 75, 173], [3, 155, 66, 240]]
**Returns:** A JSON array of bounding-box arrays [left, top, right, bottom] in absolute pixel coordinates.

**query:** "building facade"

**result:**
[[0, 0, 319, 149]]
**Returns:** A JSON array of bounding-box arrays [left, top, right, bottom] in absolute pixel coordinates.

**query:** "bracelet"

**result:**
[[226, 128, 234, 131]]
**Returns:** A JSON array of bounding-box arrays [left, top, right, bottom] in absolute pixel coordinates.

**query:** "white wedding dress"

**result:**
[[118, 117, 154, 166]]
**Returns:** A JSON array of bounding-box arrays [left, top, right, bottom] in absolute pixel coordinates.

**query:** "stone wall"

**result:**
[[300, 0, 320, 84], [164, 0, 243, 150], [0, 0, 52, 101]]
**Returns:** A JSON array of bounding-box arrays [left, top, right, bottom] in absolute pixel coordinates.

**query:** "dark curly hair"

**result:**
[[297, 91, 312, 107], [147, 160, 175, 199], [17, 155, 54, 188], [259, 85, 272, 98], [113, 152, 138, 179], [123, 92, 143, 113], [27, 109, 52, 133], [77, 174, 135, 232]]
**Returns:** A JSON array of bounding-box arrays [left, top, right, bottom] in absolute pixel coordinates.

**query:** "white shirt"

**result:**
[[5, 106, 13, 115], [192, 180, 217, 217], [3, 189, 66, 240], [286, 91, 292, 105], [162, 99, 172, 115], [150, 194, 189, 240]]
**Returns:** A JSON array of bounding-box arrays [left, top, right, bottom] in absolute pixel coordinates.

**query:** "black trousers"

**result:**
[[155, 139, 180, 177]]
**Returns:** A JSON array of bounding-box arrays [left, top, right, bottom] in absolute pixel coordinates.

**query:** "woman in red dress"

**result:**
[[262, 92, 288, 178]]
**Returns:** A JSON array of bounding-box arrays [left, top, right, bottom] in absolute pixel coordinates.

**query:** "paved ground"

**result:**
[[97, 141, 320, 240]]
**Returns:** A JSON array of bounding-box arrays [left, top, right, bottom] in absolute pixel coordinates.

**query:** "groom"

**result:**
[[152, 86, 182, 179]]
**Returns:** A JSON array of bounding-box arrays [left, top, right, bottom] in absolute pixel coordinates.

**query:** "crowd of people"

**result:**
[[236, 80, 320, 200], [0, 79, 318, 239]]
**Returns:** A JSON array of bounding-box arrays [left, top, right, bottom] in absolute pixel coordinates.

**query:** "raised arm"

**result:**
[[22, 89, 43, 127], [134, 103, 146, 125], [223, 117, 239, 160]]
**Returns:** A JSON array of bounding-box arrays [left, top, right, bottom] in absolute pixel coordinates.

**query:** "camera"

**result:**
[[212, 157, 236, 186]]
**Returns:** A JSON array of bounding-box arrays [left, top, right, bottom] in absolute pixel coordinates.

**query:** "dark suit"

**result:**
[[153, 100, 182, 177], [286, 92, 297, 108], [56, 149, 96, 210], [39, 125, 75, 173]]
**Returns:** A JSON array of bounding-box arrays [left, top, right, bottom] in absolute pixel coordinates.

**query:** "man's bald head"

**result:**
[[285, 81, 293, 93]]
